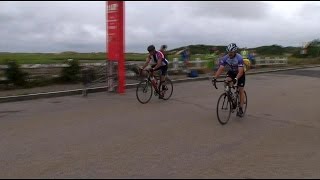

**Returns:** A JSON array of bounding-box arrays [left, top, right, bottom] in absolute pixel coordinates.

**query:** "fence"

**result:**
[[255, 57, 288, 66], [171, 57, 288, 72], [0, 56, 288, 83]]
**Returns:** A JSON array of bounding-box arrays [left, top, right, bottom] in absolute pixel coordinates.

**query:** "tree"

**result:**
[[306, 39, 320, 57]]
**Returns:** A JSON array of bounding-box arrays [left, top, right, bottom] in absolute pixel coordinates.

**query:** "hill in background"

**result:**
[[168, 44, 301, 56], [168, 38, 320, 58]]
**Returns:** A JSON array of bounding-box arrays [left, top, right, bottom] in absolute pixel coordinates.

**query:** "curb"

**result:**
[[1, 65, 319, 103]]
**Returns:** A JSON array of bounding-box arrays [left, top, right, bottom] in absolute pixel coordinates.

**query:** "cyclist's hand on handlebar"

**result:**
[[212, 77, 218, 89]]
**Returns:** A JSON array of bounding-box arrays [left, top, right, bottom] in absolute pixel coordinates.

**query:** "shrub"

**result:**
[[59, 59, 81, 83], [4, 60, 28, 87]]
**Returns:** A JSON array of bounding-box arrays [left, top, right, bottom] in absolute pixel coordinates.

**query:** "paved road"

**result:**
[[1, 67, 320, 178]]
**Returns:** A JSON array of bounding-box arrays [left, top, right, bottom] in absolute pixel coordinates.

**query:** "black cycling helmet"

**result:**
[[161, 44, 167, 50], [147, 45, 155, 52]]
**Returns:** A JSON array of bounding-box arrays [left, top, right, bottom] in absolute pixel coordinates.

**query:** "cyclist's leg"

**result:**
[[160, 65, 168, 90], [156, 66, 168, 98], [237, 74, 246, 115], [152, 65, 163, 91]]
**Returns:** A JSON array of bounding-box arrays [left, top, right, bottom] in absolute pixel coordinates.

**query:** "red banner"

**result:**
[[106, 1, 125, 93], [107, 1, 124, 61]]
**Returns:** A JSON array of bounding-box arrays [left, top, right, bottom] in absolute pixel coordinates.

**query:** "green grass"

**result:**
[[0, 52, 149, 64], [0, 52, 210, 65]]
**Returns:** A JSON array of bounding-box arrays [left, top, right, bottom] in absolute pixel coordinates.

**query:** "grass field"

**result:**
[[0, 52, 211, 64], [0, 52, 141, 64]]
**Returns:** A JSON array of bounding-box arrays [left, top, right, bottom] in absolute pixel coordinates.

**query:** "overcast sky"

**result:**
[[1, 1, 320, 53]]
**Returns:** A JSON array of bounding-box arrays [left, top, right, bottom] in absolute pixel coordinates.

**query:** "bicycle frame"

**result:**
[[212, 76, 248, 124], [212, 79, 239, 109], [140, 69, 160, 93]]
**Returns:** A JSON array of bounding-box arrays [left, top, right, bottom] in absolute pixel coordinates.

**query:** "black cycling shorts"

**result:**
[[151, 64, 168, 76], [227, 71, 245, 87]]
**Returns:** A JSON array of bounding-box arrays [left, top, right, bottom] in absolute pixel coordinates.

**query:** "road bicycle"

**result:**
[[136, 69, 173, 104], [212, 78, 248, 125]]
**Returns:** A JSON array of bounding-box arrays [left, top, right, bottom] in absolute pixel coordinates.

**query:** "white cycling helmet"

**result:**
[[226, 43, 238, 52]]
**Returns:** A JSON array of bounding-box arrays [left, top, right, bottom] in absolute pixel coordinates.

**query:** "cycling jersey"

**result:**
[[219, 53, 244, 72], [149, 50, 169, 66], [160, 50, 168, 60]]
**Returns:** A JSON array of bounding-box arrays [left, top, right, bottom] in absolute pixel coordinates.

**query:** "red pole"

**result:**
[[106, 1, 125, 94]]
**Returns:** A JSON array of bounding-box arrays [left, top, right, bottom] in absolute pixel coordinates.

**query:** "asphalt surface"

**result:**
[[0, 67, 320, 178]]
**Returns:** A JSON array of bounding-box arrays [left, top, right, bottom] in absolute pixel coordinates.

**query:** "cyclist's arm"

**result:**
[[152, 58, 162, 70], [141, 55, 151, 69], [236, 56, 244, 79]]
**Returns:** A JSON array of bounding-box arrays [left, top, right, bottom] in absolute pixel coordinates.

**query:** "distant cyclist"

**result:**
[[212, 43, 246, 117], [140, 45, 169, 99], [159, 44, 169, 60]]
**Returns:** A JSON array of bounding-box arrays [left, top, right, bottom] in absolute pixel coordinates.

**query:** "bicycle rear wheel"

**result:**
[[161, 78, 173, 100], [136, 80, 153, 104], [216, 93, 232, 125]]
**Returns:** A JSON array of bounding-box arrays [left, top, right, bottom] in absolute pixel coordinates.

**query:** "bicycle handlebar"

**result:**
[[212, 79, 224, 89], [212, 78, 237, 90]]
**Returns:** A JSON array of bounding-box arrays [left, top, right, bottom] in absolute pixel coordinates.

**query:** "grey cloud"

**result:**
[[129, 1, 272, 50], [0, 1, 320, 53], [0, 1, 106, 52], [176, 1, 272, 20], [298, 3, 320, 20]]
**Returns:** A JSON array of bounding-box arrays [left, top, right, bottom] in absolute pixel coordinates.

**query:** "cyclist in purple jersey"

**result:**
[[212, 43, 246, 117]]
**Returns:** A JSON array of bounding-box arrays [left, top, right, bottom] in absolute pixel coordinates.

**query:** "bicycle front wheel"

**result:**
[[216, 93, 232, 125], [161, 78, 173, 100], [136, 80, 153, 104]]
